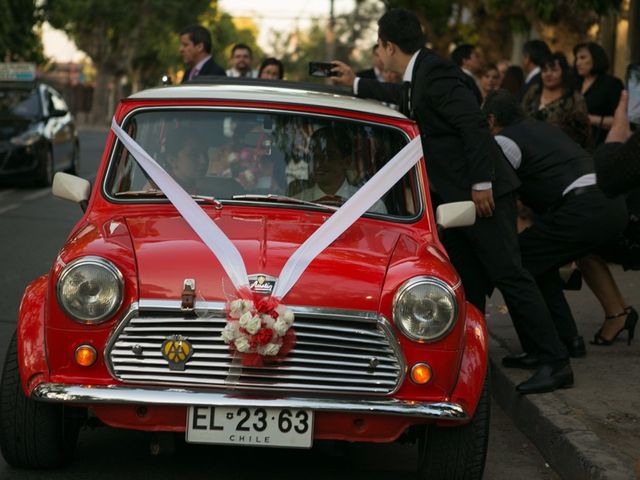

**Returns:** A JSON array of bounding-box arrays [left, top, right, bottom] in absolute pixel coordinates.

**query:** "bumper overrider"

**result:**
[[32, 383, 468, 420]]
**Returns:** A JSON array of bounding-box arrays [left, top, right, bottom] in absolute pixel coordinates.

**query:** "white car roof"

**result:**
[[128, 83, 407, 120]]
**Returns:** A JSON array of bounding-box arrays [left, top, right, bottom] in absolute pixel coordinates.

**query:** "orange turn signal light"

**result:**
[[75, 345, 97, 367], [410, 363, 432, 385]]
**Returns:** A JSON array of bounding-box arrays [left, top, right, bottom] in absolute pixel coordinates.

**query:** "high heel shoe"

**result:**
[[591, 306, 638, 346]]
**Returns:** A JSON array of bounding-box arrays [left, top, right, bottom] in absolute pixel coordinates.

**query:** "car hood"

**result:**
[[124, 210, 402, 310], [0, 116, 34, 141]]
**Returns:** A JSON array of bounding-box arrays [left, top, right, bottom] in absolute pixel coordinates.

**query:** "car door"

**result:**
[[45, 86, 74, 169]]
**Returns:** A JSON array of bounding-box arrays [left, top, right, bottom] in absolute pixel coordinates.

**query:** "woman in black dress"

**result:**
[[573, 42, 624, 146]]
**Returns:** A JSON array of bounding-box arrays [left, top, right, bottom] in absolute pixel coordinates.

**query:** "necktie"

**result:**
[[188, 67, 200, 81], [401, 81, 412, 118]]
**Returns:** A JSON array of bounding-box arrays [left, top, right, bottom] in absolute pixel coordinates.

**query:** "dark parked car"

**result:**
[[0, 79, 79, 185]]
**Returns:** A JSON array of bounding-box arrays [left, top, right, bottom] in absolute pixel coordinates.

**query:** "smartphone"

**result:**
[[309, 62, 338, 77], [626, 63, 640, 125]]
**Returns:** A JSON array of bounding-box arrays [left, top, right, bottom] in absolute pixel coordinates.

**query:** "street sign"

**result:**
[[0, 63, 36, 81]]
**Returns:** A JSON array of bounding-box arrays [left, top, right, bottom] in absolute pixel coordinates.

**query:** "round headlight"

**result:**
[[56, 256, 123, 323], [393, 277, 458, 342]]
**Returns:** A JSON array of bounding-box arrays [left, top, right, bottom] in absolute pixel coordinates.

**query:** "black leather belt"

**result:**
[[563, 184, 600, 199]]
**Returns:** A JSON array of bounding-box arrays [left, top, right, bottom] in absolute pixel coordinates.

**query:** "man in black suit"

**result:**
[[179, 25, 226, 83], [357, 45, 385, 81], [331, 8, 573, 394], [451, 44, 483, 105], [519, 39, 550, 99], [482, 89, 628, 362]]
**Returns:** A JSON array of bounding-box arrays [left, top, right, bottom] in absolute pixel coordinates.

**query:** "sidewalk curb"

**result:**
[[488, 336, 635, 480]]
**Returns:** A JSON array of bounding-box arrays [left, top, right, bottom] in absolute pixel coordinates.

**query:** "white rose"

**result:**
[[234, 337, 250, 353], [246, 315, 262, 335], [221, 322, 239, 343], [281, 309, 294, 326], [273, 318, 290, 336], [238, 311, 252, 327], [258, 343, 281, 356], [261, 314, 275, 330], [229, 299, 252, 318]]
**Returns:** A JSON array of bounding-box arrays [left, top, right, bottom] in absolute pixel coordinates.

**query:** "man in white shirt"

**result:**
[[519, 39, 550, 99], [296, 126, 386, 214], [483, 89, 628, 362], [226, 44, 257, 78], [451, 44, 482, 103], [179, 25, 226, 83], [331, 8, 573, 395]]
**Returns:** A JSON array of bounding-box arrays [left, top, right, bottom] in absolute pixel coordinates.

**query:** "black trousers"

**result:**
[[519, 189, 628, 341], [442, 193, 568, 363]]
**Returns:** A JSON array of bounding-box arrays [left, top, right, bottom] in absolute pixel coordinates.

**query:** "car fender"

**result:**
[[16, 275, 51, 396], [449, 301, 488, 421]]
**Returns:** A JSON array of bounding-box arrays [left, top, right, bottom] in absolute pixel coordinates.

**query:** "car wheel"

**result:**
[[67, 141, 80, 175], [0, 332, 81, 468], [36, 149, 54, 186], [417, 373, 490, 480]]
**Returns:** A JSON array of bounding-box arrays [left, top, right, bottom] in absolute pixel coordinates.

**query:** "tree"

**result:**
[[383, 0, 623, 61], [269, 0, 382, 81], [0, 0, 44, 62], [43, 0, 212, 124]]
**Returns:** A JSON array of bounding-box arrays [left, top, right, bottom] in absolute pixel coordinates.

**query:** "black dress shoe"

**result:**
[[516, 362, 574, 394], [501, 352, 540, 369], [562, 336, 586, 358]]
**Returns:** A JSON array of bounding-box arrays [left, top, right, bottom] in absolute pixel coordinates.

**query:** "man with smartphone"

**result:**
[[330, 8, 574, 395]]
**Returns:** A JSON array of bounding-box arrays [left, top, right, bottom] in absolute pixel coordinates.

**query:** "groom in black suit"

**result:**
[[179, 25, 226, 83], [332, 8, 573, 394]]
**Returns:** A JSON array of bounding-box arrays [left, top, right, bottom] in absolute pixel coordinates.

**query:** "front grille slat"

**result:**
[[107, 304, 404, 395]]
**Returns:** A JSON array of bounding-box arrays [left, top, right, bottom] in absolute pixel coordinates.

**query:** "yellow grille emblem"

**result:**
[[161, 335, 193, 371]]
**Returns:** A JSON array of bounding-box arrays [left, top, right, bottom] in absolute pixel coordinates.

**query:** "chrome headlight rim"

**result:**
[[392, 276, 458, 343], [56, 256, 124, 324]]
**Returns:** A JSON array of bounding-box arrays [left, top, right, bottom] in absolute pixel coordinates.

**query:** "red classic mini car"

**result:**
[[0, 79, 487, 478]]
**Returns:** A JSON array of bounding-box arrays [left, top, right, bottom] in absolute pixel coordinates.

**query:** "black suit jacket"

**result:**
[[518, 72, 540, 101], [461, 71, 482, 105], [356, 68, 377, 80], [357, 48, 519, 202], [182, 58, 226, 83]]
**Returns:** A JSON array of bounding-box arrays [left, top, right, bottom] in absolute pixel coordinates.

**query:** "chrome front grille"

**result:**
[[106, 300, 405, 395]]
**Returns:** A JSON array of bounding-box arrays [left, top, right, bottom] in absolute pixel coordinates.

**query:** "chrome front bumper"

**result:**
[[32, 383, 468, 421]]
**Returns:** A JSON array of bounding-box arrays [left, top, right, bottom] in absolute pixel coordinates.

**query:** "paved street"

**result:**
[[0, 129, 558, 479]]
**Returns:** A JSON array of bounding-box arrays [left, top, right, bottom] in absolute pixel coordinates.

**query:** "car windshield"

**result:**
[[106, 109, 419, 217], [0, 86, 40, 118]]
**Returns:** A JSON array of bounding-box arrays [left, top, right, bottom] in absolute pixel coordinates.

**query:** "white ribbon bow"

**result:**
[[111, 117, 423, 300]]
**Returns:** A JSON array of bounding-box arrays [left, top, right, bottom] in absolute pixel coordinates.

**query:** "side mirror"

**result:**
[[49, 108, 67, 118], [53, 172, 90, 211], [436, 201, 476, 229]]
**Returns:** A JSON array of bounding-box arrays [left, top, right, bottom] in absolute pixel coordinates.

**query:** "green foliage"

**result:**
[[200, 11, 263, 69], [0, 0, 44, 62], [43, 0, 211, 82], [270, 0, 382, 81]]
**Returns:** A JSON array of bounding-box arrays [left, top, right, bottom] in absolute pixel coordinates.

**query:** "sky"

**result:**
[[42, 0, 358, 62]]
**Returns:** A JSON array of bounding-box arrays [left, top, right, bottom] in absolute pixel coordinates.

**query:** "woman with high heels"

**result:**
[[590, 91, 640, 346]]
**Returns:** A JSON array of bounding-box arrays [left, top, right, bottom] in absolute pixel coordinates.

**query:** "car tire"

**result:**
[[67, 141, 80, 175], [0, 332, 81, 468], [36, 149, 54, 186], [417, 373, 490, 480]]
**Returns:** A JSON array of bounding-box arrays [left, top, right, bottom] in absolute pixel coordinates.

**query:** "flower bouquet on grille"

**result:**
[[220, 294, 295, 366]]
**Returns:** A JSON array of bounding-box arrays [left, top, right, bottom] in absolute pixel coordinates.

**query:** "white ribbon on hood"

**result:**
[[111, 118, 423, 300]]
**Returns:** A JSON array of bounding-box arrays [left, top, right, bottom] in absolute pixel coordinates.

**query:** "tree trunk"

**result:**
[[89, 66, 113, 126]]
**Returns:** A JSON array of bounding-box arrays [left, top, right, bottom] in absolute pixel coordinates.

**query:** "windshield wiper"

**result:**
[[114, 190, 223, 209], [231, 194, 338, 211]]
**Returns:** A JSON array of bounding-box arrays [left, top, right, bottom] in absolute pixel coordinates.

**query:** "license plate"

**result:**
[[186, 406, 314, 448]]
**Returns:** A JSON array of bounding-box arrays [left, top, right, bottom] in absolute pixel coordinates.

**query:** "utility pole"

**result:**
[[326, 0, 336, 61], [630, 0, 639, 64]]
